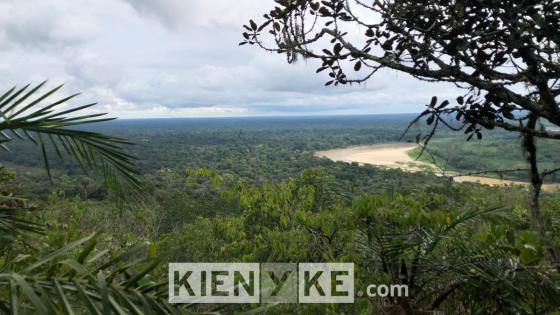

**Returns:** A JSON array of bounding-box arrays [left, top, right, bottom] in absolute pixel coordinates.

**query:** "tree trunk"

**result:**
[[524, 116, 560, 271], [523, 115, 544, 235]]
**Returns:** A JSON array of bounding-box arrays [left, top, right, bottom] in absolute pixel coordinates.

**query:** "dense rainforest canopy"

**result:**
[[0, 0, 559, 314], [2, 107, 560, 313]]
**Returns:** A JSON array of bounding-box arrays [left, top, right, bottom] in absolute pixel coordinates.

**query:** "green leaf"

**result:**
[[24, 233, 97, 273], [9, 279, 18, 315], [75, 283, 102, 315], [54, 280, 75, 315], [8, 274, 49, 315]]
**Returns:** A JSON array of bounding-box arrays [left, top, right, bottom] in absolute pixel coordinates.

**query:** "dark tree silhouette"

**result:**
[[241, 0, 560, 238]]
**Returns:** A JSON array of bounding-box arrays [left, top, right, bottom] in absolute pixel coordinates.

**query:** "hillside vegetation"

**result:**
[[2, 116, 559, 314]]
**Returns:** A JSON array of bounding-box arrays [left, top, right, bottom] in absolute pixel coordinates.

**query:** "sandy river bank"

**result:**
[[315, 143, 559, 191]]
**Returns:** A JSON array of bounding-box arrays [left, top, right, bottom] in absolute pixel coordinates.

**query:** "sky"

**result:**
[[0, 0, 461, 118]]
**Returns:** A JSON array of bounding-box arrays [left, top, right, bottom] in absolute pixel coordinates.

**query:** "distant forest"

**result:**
[[3, 114, 551, 193]]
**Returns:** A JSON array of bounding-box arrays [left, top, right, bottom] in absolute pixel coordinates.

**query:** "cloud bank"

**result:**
[[0, 0, 460, 118]]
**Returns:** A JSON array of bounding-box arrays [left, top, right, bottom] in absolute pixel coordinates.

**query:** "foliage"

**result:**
[[1, 232, 194, 315], [240, 0, 560, 141], [240, 4, 560, 312], [354, 194, 558, 313], [0, 82, 143, 202], [0, 84, 189, 314], [157, 170, 560, 314], [409, 136, 560, 182], [241, 0, 560, 283], [1, 89, 559, 313]]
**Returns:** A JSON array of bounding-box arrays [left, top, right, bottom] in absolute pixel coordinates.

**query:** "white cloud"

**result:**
[[0, 0, 102, 50], [123, 0, 270, 30], [0, 0, 461, 118], [65, 52, 124, 89]]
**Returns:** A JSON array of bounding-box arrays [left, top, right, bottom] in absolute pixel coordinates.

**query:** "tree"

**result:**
[[0, 83, 193, 314], [240, 0, 560, 242]]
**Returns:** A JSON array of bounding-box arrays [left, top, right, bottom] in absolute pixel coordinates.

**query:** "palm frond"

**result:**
[[0, 195, 43, 252], [0, 233, 196, 315], [358, 205, 560, 311]]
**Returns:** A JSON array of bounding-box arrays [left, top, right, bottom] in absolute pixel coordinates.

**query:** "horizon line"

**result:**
[[115, 112, 421, 121]]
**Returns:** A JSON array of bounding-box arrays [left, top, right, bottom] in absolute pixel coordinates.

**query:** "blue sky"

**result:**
[[0, 0, 461, 118]]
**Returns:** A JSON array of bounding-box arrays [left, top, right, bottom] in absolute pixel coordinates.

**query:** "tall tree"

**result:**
[[241, 0, 560, 235]]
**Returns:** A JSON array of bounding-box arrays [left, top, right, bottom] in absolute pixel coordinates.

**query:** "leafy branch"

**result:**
[[0, 81, 144, 203]]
